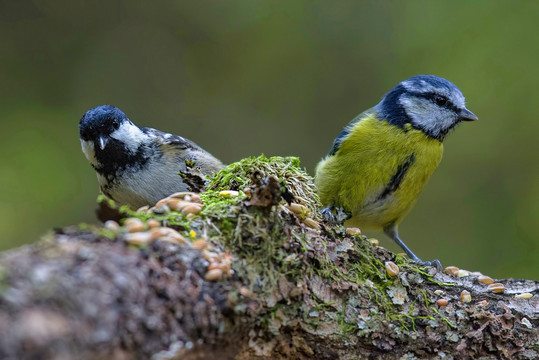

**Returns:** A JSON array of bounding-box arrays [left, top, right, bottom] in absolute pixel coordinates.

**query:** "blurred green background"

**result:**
[[0, 1, 537, 279]]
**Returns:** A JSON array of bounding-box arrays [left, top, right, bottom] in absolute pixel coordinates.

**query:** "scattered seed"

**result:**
[[146, 219, 160, 229], [165, 198, 186, 212], [155, 197, 170, 208], [187, 194, 202, 203], [369, 239, 379, 246], [436, 298, 448, 307], [285, 203, 310, 220], [444, 266, 459, 276], [477, 300, 488, 306], [208, 262, 221, 271], [239, 287, 254, 298], [460, 290, 472, 303], [124, 218, 146, 233], [125, 232, 152, 245], [385, 261, 399, 277], [487, 283, 505, 293], [169, 192, 201, 203], [219, 190, 239, 198], [470, 271, 482, 276], [191, 239, 208, 250], [158, 236, 184, 245], [303, 217, 320, 230], [104, 220, 120, 232], [205, 268, 223, 281], [181, 203, 203, 216], [220, 263, 232, 273], [243, 188, 252, 197], [203, 250, 219, 262], [150, 227, 188, 244], [221, 252, 232, 264], [521, 317, 533, 329], [434, 290, 444, 296], [345, 227, 362, 236], [168, 191, 189, 199], [477, 275, 494, 285], [136, 205, 150, 213], [457, 270, 470, 278], [152, 204, 170, 214], [514, 293, 533, 300]]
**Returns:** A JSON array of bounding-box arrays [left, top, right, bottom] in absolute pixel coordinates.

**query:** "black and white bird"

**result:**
[[79, 105, 225, 209]]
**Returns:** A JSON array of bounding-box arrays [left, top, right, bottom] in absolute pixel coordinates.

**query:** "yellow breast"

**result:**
[[315, 114, 443, 230]]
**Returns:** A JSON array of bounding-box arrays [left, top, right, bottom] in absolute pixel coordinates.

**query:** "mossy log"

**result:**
[[0, 156, 537, 360]]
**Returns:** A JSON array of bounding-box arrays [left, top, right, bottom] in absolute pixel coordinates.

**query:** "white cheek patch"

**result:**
[[80, 139, 97, 164], [110, 122, 149, 153], [399, 96, 456, 137]]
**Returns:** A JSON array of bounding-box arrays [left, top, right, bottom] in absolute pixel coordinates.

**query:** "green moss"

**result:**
[[430, 306, 456, 329], [92, 155, 457, 338], [209, 155, 301, 189], [76, 222, 117, 240], [209, 155, 321, 217]]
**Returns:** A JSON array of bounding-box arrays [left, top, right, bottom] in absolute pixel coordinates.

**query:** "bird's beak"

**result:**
[[98, 136, 109, 150], [459, 108, 478, 122]]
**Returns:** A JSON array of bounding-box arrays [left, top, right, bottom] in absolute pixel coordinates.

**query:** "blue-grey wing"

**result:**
[[327, 109, 374, 156]]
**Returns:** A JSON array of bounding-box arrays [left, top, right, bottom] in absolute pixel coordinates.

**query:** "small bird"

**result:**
[[315, 75, 478, 269], [79, 105, 225, 209]]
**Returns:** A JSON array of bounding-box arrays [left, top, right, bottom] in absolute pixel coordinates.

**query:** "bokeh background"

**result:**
[[0, 1, 537, 279]]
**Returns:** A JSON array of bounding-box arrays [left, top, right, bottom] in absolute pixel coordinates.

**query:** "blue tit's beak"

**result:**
[[98, 136, 109, 150], [459, 108, 478, 122]]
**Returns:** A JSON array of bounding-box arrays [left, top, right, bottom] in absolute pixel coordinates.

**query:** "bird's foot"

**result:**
[[320, 206, 337, 223], [416, 259, 442, 272], [320, 206, 351, 224]]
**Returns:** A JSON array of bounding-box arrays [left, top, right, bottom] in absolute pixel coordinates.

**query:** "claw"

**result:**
[[320, 207, 336, 223]]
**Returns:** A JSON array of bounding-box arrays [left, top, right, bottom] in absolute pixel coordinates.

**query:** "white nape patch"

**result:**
[[399, 95, 456, 137], [80, 139, 98, 165], [110, 122, 149, 153]]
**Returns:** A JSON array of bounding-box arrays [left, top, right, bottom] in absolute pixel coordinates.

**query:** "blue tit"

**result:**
[[315, 75, 478, 269], [79, 105, 225, 209]]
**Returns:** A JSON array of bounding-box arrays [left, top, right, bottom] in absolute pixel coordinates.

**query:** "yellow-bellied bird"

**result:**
[[315, 75, 478, 269]]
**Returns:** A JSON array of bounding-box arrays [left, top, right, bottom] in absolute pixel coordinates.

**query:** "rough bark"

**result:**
[[0, 157, 537, 360]]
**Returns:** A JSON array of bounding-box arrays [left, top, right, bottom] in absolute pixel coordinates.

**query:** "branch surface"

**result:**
[[0, 156, 537, 360]]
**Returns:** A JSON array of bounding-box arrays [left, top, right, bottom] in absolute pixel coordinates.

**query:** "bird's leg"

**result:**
[[384, 225, 442, 271]]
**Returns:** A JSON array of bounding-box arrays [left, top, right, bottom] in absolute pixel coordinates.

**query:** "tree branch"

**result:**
[[0, 156, 537, 360]]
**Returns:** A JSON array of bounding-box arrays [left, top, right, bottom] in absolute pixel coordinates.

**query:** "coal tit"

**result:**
[[79, 105, 225, 209]]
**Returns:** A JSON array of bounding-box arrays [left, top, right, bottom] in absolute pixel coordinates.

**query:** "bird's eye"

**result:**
[[433, 95, 448, 106], [112, 121, 120, 130]]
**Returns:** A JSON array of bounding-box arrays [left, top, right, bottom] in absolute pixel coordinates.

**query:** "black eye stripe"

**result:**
[[409, 91, 458, 112]]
